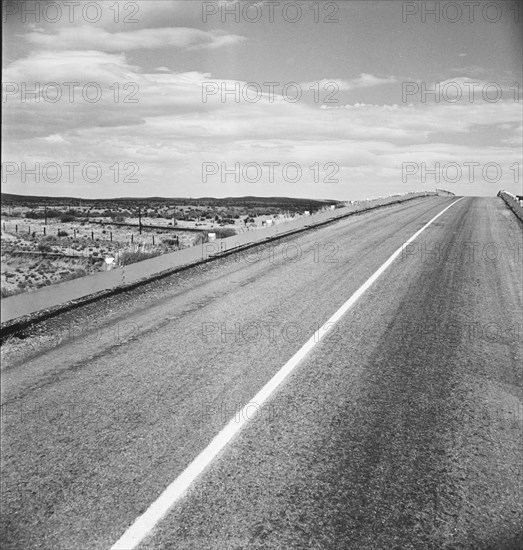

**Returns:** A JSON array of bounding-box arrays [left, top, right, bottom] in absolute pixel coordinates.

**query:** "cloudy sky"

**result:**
[[2, 0, 522, 199]]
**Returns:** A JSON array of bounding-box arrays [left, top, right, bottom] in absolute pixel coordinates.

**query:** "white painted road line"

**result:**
[[110, 197, 464, 550]]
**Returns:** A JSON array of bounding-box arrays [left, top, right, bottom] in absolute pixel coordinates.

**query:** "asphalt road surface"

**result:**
[[1, 196, 522, 550]]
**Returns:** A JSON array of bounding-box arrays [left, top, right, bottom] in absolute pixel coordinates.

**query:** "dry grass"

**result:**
[[1, 254, 98, 297]]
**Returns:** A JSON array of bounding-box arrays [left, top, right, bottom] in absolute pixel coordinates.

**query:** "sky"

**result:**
[[2, 0, 522, 199]]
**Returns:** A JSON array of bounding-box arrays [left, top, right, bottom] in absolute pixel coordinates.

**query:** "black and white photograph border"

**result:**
[[1, 2, 522, 549]]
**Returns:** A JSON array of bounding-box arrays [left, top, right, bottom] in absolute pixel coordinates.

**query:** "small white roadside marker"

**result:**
[[110, 197, 464, 550]]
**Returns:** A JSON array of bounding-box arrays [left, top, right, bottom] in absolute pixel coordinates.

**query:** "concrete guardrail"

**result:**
[[498, 190, 523, 223]]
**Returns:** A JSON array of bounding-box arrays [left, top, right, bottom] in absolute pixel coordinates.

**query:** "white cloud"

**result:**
[[301, 73, 397, 92], [500, 124, 523, 146], [43, 134, 66, 143], [3, 50, 140, 83], [13, 1, 211, 33], [25, 26, 245, 52], [3, 49, 521, 198]]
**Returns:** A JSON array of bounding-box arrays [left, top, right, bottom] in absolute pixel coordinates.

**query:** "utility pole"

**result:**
[[138, 206, 142, 235], [44, 206, 47, 225]]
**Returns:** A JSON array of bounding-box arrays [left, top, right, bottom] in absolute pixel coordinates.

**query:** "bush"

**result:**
[[37, 243, 53, 253], [194, 233, 209, 245], [62, 268, 88, 281], [25, 209, 60, 219], [25, 210, 43, 219], [214, 228, 237, 239], [42, 235, 59, 244], [163, 238, 179, 246], [119, 250, 161, 266], [1, 287, 19, 298], [60, 214, 75, 223], [57, 230, 68, 237]]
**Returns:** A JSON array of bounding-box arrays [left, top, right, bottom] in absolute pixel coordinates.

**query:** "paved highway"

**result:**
[[1, 196, 522, 549]]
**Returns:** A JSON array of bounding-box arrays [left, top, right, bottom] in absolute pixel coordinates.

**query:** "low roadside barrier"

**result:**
[[498, 190, 523, 223]]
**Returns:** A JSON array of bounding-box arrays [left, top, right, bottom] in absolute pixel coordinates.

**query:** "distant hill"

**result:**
[[1, 193, 338, 208]]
